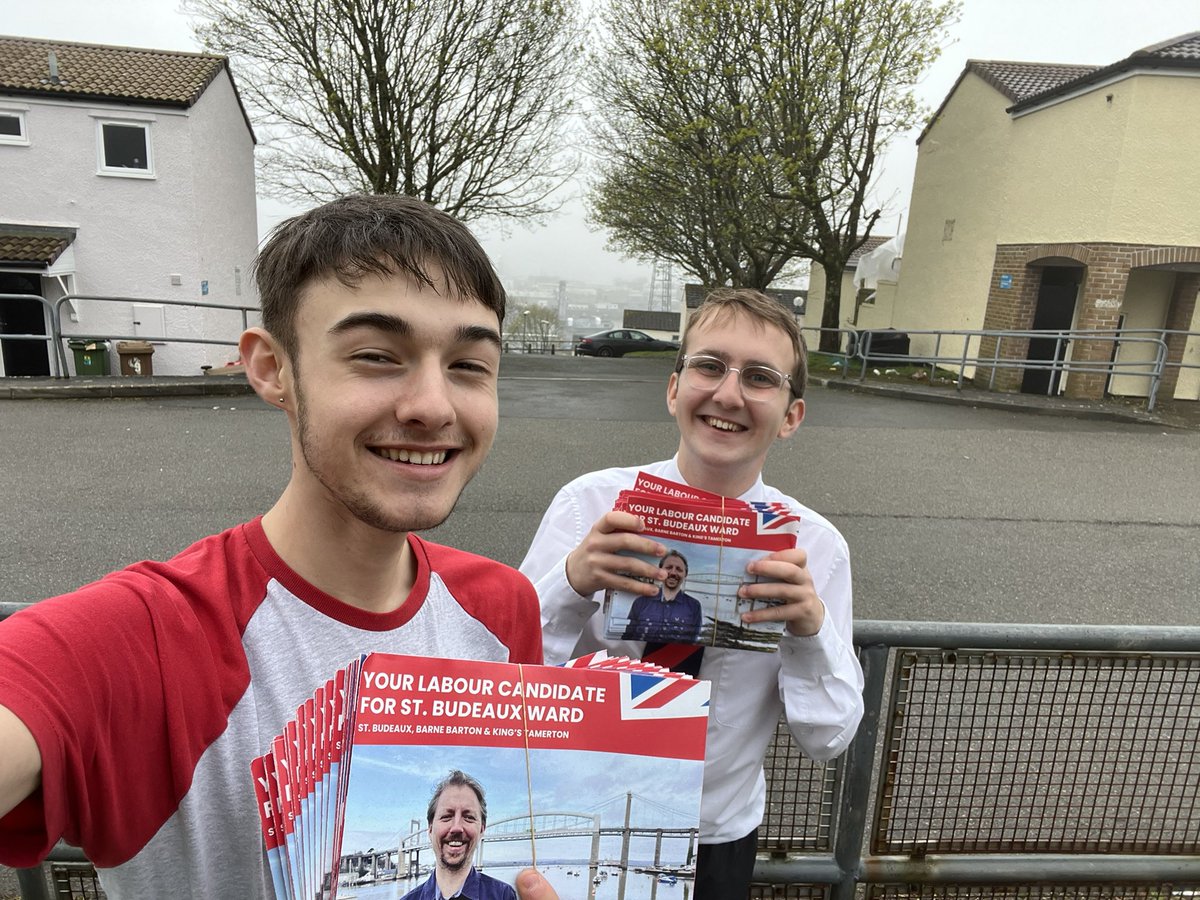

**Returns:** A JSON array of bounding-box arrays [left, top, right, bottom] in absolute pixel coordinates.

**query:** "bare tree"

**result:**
[[504, 302, 561, 351], [589, 0, 811, 288], [589, 0, 956, 347], [190, 0, 583, 221]]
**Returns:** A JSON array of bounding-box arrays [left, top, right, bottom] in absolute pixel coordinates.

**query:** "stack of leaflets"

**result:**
[[602, 472, 803, 651], [251, 651, 709, 900]]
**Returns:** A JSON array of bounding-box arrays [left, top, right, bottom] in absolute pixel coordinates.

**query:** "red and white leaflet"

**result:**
[[250, 754, 288, 899], [335, 653, 708, 897], [301, 696, 318, 897], [329, 658, 360, 898], [608, 487, 800, 651], [311, 681, 331, 897], [632, 471, 725, 504], [255, 653, 705, 899], [559, 649, 610, 668], [271, 732, 301, 900], [350, 654, 708, 756]]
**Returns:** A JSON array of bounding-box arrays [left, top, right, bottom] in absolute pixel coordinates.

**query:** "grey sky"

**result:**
[[4, 0, 1197, 285]]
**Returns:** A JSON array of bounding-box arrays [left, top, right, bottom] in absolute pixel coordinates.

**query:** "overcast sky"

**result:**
[[3, 0, 1197, 286]]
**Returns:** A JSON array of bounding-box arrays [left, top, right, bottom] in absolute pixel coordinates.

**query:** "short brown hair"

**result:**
[[676, 288, 807, 398], [660, 549, 688, 572], [253, 194, 506, 362], [427, 769, 487, 827]]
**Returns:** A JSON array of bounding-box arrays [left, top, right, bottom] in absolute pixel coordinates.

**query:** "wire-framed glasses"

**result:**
[[680, 354, 794, 401]]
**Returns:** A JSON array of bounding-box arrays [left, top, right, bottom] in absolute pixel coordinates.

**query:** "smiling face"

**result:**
[[667, 309, 805, 497], [429, 784, 484, 874], [661, 555, 687, 592], [284, 268, 501, 535]]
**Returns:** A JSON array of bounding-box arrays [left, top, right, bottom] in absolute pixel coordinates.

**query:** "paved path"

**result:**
[[3, 357, 1198, 626], [3, 359, 1199, 896]]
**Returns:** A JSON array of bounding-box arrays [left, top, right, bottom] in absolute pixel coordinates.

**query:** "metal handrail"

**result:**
[[800, 326, 858, 379], [51, 294, 258, 377], [753, 619, 1200, 895], [5, 610, 1198, 896], [0, 292, 259, 379], [0, 294, 66, 377], [803, 325, 1197, 411]]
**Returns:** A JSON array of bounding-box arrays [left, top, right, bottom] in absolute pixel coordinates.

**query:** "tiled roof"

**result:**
[[0, 226, 75, 266], [1142, 31, 1200, 61], [1010, 31, 1200, 112], [921, 31, 1200, 142], [847, 235, 892, 267], [969, 61, 1099, 103], [0, 35, 226, 107]]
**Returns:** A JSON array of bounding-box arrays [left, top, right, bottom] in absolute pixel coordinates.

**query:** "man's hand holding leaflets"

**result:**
[[595, 472, 813, 652]]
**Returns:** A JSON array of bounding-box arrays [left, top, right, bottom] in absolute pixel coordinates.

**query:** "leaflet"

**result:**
[[251, 652, 709, 899], [598, 473, 803, 651]]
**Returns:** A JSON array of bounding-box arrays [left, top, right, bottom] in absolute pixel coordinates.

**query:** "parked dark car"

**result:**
[[574, 329, 680, 358]]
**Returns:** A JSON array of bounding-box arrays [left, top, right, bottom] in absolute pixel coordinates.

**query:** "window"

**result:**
[[0, 110, 27, 145], [97, 120, 153, 176]]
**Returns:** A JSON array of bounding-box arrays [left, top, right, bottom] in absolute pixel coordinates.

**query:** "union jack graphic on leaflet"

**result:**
[[619, 671, 710, 720], [752, 503, 803, 534]]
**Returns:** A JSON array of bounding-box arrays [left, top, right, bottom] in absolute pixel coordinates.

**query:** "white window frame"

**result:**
[[0, 108, 29, 146], [95, 118, 155, 178]]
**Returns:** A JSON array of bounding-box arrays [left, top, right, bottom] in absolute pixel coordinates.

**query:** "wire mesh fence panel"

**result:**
[[49, 864, 104, 900], [759, 716, 840, 853], [750, 884, 831, 899], [867, 885, 1200, 899], [876, 651, 1200, 854]]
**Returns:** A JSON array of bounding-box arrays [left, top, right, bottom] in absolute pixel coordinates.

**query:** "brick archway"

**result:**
[[1023, 244, 1093, 266], [1128, 246, 1200, 269], [983, 241, 1200, 401]]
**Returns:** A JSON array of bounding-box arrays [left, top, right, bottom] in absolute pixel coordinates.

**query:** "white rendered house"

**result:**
[[0, 35, 258, 376]]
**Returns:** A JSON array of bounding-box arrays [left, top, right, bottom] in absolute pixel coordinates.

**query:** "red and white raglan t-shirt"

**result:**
[[0, 517, 542, 899]]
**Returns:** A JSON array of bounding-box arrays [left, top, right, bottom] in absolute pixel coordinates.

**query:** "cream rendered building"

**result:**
[[889, 32, 1200, 401]]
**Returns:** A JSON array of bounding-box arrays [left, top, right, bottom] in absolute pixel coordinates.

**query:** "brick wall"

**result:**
[[978, 246, 1039, 391], [1066, 246, 1131, 399], [1159, 273, 1200, 399], [979, 242, 1200, 400]]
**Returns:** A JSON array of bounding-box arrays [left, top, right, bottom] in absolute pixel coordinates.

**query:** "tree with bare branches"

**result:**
[[589, 0, 956, 348], [190, 0, 583, 221]]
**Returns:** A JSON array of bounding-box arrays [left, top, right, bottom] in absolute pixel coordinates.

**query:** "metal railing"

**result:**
[[502, 336, 574, 355], [804, 326, 1200, 412], [0, 294, 66, 376], [3, 607, 1196, 899], [751, 620, 1200, 898], [0, 292, 258, 378]]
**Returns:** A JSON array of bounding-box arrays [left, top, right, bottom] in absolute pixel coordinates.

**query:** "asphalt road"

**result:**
[[3, 355, 1198, 626]]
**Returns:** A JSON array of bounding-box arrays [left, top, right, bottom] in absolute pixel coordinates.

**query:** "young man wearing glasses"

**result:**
[[520, 288, 863, 898]]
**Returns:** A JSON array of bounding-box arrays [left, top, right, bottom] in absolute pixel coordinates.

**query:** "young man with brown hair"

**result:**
[[0, 195, 557, 900], [522, 288, 864, 898]]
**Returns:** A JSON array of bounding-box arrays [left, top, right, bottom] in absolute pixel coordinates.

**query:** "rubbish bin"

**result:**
[[116, 340, 155, 377], [68, 340, 110, 376]]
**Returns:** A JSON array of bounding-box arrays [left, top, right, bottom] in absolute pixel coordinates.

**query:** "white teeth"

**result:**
[[704, 416, 742, 432], [376, 448, 447, 465]]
